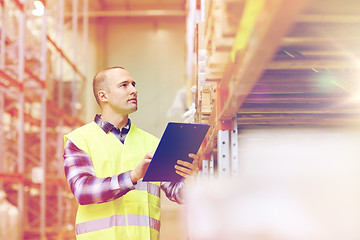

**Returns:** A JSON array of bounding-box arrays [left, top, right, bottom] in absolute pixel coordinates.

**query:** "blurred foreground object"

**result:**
[[186, 127, 360, 240]]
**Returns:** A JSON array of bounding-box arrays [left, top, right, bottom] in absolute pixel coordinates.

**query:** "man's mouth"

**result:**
[[128, 98, 137, 103]]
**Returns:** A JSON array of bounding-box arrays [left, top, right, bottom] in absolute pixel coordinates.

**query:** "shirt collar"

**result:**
[[94, 114, 131, 134]]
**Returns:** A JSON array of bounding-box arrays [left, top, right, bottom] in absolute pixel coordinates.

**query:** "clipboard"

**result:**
[[143, 122, 210, 182]]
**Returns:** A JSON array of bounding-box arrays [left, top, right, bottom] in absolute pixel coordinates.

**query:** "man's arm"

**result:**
[[64, 140, 135, 205], [161, 153, 200, 204]]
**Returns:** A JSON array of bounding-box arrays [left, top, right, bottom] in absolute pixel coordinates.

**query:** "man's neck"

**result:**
[[101, 112, 129, 129]]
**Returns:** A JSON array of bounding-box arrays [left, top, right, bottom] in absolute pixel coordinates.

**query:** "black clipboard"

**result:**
[[143, 122, 210, 182]]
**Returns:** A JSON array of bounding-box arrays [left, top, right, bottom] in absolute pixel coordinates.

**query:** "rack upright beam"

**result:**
[[40, 1, 48, 239], [56, 0, 65, 234], [0, 0, 5, 68], [72, 0, 78, 117], [16, 1, 25, 238]]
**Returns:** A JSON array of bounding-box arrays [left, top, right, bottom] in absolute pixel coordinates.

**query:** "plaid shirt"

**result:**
[[64, 115, 185, 205]]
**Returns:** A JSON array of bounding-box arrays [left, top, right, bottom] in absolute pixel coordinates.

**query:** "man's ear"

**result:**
[[98, 90, 108, 103]]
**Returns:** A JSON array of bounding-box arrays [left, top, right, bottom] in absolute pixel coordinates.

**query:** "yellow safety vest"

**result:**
[[65, 122, 161, 240]]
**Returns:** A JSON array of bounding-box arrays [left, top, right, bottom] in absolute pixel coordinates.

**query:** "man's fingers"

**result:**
[[177, 160, 192, 168], [175, 165, 191, 174], [175, 170, 186, 178], [175, 154, 200, 178], [176, 154, 199, 166], [188, 153, 199, 161], [175, 163, 198, 177], [188, 153, 200, 167], [145, 152, 154, 159], [188, 153, 199, 158]]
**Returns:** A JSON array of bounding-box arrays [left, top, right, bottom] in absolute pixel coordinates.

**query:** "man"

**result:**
[[63, 66, 199, 240]]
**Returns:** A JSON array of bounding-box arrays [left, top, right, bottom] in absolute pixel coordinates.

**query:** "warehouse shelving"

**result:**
[[194, 0, 360, 177], [0, 0, 88, 239]]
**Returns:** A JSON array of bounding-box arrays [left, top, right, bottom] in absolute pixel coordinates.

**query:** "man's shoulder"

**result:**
[[66, 122, 98, 137]]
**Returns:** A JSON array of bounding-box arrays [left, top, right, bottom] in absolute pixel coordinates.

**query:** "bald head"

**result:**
[[93, 66, 125, 107]]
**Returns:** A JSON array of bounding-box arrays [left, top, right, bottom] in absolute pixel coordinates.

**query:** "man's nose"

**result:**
[[130, 85, 137, 95]]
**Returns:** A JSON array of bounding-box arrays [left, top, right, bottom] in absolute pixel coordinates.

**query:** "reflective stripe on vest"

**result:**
[[135, 181, 160, 197], [75, 214, 161, 235]]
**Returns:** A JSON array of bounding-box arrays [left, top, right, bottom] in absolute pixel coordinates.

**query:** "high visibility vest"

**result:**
[[65, 122, 161, 240]]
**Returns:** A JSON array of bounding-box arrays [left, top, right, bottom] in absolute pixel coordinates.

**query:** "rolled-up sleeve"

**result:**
[[161, 181, 186, 204]]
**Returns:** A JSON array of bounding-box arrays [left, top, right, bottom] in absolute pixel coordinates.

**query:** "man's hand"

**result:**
[[130, 152, 154, 183], [174, 153, 200, 184]]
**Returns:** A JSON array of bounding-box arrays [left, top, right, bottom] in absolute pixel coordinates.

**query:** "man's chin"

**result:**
[[128, 106, 138, 114]]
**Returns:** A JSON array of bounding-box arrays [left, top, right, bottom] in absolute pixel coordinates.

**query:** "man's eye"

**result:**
[[120, 84, 127, 87], [132, 82, 136, 87]]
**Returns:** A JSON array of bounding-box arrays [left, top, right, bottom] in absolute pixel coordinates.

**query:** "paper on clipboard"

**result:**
[[143, 122, 210, 182]]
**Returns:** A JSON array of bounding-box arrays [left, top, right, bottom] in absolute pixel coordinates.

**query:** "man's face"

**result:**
[[104, 68, 138, 115]]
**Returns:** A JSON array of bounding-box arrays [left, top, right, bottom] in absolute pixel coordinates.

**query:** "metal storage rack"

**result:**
[[0, 0, 88, 239], [194, 0, 360, 178]]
